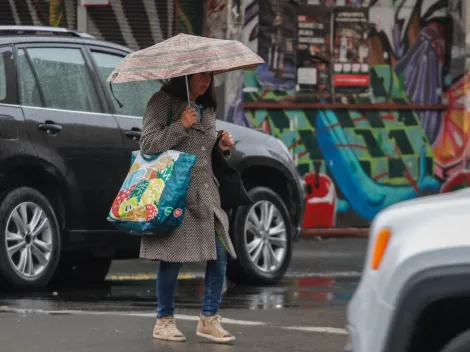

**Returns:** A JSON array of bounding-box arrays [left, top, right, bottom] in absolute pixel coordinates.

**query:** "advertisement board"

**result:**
[[295, 5, 332, 94], [331, 9, 370, 94]]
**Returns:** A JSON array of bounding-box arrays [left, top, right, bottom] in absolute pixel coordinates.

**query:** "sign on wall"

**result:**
[[331, 9, 370, 94], [254, 0, 372, 97], [295, 5, 331, 94]]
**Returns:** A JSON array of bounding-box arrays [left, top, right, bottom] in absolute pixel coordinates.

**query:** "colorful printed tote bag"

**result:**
[[107, 96, 196, 235], [107, 149, 196, 235]]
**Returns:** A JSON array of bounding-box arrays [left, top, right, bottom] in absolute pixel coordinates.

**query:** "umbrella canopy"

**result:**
[[107, 33, 265, 84]]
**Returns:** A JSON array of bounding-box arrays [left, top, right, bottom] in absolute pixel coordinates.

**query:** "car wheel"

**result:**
[[51, 256, 112, 286], [0, 187, 61, 289], [227, 186, 292, 286], [440, 330, 470, 352]]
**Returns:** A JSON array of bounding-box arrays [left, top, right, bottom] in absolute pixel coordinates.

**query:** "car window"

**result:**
[[19, 47, 102, 113], [0, 46, 15, 104], [17, 49, 43, 107], [91, 51, 162, 117]]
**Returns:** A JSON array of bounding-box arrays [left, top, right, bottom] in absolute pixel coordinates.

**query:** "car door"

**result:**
[[0, 45, 38, 181], [86, 47, 163, 155], [16, 43, 124, 230]]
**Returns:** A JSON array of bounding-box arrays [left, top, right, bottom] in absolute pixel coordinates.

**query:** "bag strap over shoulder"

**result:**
[[167, 95, 173, 127]]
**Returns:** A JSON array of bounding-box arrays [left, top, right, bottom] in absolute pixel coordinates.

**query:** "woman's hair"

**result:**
[[161, 74, 217, 110]]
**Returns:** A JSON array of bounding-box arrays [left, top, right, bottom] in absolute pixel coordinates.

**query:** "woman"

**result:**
[[139, 72, 237, 344]]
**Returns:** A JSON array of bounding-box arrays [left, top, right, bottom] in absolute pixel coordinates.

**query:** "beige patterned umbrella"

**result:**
[[107, 33, 265, 84]]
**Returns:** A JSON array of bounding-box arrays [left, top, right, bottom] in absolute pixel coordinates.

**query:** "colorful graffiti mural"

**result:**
[[227, 0, 469, 228]]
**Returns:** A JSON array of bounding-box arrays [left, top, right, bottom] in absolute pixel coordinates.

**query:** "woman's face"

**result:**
[[190, 72, 212, 98]]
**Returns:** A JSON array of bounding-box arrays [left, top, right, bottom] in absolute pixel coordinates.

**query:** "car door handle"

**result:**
[[125, 129, 142, 141], [38, 121, 62, 135]]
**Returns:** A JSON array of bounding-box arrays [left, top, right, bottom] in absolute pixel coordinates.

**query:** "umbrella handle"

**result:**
[[185, 75, 190, 106]]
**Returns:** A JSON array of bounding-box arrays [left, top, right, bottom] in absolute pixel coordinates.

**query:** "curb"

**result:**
[[301, 228, 369, 238], [106, 273, 199, 281], [106, 271, 362, 282]]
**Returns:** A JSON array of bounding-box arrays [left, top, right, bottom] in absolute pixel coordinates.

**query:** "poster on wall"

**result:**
[[295, 5, 331, 95], [257, 0, 298, 91], [332, 9, 370, 95]]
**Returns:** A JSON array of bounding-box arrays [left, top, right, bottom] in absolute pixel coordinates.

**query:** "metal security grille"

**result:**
[[0, 0, 77, 29], [0, 1, 18, 25], [86, 0, 203, 51]]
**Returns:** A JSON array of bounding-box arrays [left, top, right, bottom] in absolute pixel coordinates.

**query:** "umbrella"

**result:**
[[107, 33, 265, 84]]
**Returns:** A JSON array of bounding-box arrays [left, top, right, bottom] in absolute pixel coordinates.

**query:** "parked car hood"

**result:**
[[216, 119, 295, 169], [370, 187, 470, 241]]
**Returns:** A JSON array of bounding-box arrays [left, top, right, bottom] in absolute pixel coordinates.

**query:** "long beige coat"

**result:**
[[138, 90, 236, 262]]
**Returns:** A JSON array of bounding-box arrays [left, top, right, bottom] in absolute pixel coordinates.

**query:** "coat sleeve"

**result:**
[[223, 150, 231, 159], [139, 91, 189, 155]]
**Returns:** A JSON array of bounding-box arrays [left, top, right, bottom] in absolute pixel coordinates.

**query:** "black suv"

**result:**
[[0, 26, 306, 289]]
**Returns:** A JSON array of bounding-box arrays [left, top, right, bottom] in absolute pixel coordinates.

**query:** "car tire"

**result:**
[[440, 330, 470, 352], [0, 187, 61, 289], [227, 186, 292, 286], [51, 256, 112, 286]]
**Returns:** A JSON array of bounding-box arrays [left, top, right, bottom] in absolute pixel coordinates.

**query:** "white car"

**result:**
[[345, 188, 470, 352]]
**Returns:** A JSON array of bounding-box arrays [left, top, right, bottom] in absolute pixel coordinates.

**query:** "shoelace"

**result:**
[[162, 319, 180, 333], [207, 315, 228, 335]]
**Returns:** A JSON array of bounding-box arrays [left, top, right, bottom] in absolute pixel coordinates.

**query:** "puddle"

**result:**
[[0, 276, 357, 312]]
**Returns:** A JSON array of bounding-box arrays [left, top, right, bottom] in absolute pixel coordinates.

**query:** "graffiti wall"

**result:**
[[227, 0, 469, 228]]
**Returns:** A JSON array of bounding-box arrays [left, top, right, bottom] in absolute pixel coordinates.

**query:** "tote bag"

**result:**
[[107, 96, 196, 235]]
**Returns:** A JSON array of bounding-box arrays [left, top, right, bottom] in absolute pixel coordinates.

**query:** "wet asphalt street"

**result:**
[[0, 237, 367, 352]]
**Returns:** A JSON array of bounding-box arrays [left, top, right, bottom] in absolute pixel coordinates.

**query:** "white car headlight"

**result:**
[[276, 138, 295, 162]]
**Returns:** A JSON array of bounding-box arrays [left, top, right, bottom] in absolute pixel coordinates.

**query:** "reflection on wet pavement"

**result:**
[[154, 340, 237, 352], [0, 276, 356, 312]]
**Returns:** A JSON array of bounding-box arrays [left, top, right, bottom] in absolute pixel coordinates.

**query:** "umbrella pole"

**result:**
[[185, 75, 190, 106]]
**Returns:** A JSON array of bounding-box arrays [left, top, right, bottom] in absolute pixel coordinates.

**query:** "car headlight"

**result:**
[[371, 227, 391, 270], [276, 138, 295, 162]]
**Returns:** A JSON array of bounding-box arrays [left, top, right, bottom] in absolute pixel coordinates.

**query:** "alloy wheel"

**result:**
[[5, 202, 53, 279], [244, 200, 287, 273]]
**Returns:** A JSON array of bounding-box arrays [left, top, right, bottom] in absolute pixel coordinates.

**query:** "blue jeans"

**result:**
[[156, 235, 228, 318]]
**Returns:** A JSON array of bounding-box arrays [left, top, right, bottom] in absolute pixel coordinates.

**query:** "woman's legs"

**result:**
[[157, 261, 182, 318], [197, 233, 235, 343], [201, 234, 227, 316], [153, 261, 185, 342]]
